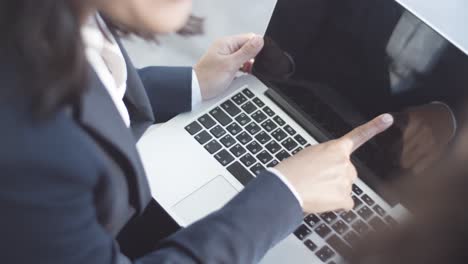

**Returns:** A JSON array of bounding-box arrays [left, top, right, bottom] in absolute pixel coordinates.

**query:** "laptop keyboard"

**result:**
[[186, 88, 311, 185], [185, 87, 397, 262]]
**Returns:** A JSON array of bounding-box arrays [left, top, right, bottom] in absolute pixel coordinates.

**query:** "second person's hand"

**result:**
[[275, 114, 394, 213], [194, 34, 264, 100]]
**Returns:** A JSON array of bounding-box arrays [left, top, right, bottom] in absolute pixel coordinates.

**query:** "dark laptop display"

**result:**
[[253, 0, 468, 206]]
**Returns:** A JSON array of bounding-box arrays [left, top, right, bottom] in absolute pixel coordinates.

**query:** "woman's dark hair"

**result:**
[[0, 0, 202, 118]]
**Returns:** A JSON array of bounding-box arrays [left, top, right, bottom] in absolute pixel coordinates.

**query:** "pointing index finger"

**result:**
[[341, 114, 394, 153]]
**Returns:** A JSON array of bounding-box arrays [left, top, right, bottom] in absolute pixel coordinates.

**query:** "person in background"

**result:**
[[0, 0, 393, 263]]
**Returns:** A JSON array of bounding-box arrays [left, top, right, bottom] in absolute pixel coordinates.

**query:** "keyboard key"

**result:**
[[204, 140, 222, 154], [236, 132, 253, 145], [320, 212, 338, 224], [265, 141, 282, 154], [357, 206, 374, 220], [214, 150, 234, 166], [266, 160, 279, 168], [304, 240, 318, 252], [252, 97, 265, 107], [226, 122, 242, 136], [294, 135, 308, 145], [369, 216, 387, 231], [352, 196, 363, 209], [384, 215, 398, 227], [361, 194, 375, 206], [331, 220, 349, 235], [220, 135, 236, 148], [340, 211, 358, 223], [255, 131, 272, 145], [352, 184, 363, 195], [263, 106, 275, 117], [195, 131, 213, 145], [242, 88, 255, 98], [343, 231, 360, 246], [352, 219, 370, 235], [250, 163, 266, 175], [241, 102, 257, 114], [314, 224, 332, 238], [372, 205, 387, 217], [251, 111, 267, 123], [240, 153, 256, 167], [282, 138, 299, 151], [304, 214, 321, 228], [246, 141, 263, 155], [232, 93, 248, 105], [235, 113, 252, 126], [272, 128, 288, 142], [284, 125, 297, 136], [256, 151, 273, 164], [294, 224, 312, 240], [198, 114, 216, 129], [292, 147, 303, 155], [210, 107, 233, 126], [275, 150, 290, 161], [227, 162, 254, 186], [185, 121, 202, 135], [326, 234, 352, 259], [221, 100, 241, 116], [229, 144, 247, 157], [315, 246, 335, 262], [210, 125, 227, 138], [261, 120, 278, 132], [273, 116, 286, 127], [246, 123, 261, 135]]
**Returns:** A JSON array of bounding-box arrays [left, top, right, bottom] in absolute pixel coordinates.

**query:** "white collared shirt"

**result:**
[[81, 14, 303, 207], [81, 14, 202, 127]]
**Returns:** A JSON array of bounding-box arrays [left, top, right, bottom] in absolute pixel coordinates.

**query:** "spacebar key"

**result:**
[[227, 162, 255, 186]]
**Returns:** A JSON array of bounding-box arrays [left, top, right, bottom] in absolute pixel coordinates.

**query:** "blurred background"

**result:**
[[122, 0, 277, 68]]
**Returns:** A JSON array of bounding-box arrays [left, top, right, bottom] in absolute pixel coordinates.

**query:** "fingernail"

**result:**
[[251, 35, 263, 47], [381, 114, 394, 124]]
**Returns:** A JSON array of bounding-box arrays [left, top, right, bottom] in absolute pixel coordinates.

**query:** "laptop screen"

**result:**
[[253, 0, 468, 206]]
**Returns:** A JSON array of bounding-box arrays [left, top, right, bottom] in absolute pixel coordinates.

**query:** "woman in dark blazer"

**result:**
[[0, 0, 393, 263]]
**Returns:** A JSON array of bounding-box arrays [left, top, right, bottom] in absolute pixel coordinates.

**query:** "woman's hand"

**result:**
[[276, 114, 394, 213], [194, 34, 264, 100]]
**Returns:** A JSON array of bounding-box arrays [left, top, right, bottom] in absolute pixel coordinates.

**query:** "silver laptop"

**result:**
[[137, 0, 468, 263]]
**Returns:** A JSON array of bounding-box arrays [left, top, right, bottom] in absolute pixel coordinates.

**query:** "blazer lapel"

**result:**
[[77, 70, 151, 214], [115, 38, 156, 138]]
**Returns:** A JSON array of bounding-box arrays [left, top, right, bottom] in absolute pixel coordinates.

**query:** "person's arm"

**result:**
[[138, 66, 193, 123], [142, 172, 302, 263], [1, 160, 301, 264]]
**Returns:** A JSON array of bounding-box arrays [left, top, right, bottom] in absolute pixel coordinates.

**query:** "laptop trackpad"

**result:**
[[172, 176, 239, 226]]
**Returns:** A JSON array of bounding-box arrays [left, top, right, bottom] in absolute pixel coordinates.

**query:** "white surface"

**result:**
[[397, 0, 468, 55], [172, 176, 238, 224]]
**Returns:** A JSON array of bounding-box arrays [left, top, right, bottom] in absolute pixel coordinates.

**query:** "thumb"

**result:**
[[231, 35, 264, 66], [340, 114, 394, 153]]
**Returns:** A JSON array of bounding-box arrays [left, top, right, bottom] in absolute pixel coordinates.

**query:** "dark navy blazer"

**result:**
[[0, 38, 302, 263]]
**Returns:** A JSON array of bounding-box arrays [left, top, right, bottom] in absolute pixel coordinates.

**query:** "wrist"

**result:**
[[267, 167, 304, 207]]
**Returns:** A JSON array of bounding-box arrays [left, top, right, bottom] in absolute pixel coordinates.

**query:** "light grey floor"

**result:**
[[123, 0, 277, 68]]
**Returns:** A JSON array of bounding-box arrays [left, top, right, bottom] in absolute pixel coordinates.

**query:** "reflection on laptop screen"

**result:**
[[253, 0, 468, 205]]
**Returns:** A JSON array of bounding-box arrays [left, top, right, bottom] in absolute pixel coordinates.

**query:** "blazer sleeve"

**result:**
[[138, 66, 193, 123], [2, 159, 302, 264]]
